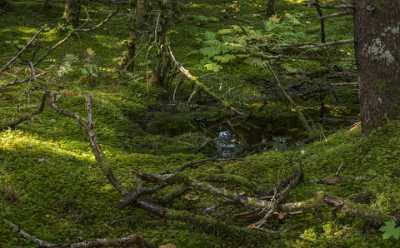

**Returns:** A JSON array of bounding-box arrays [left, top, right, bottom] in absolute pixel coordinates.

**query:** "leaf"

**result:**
[[204, 31, 217, 40], [200, 47, 221, 58], [218, 28, 234, 35], [86, 48, 95, 56], [380, 220, 400, 240], [213, 54, 236, 64], [80, 68, 89, 76], [203, 63, 222, 72]]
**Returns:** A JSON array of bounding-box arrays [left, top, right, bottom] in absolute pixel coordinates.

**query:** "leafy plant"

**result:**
[[80, 48, 99, 87], [380, 220, 400, 240], [57, 54, 79, 77], [198, 13, 310, 73]]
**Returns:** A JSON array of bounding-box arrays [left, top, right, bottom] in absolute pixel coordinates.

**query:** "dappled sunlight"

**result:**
[[0, 130, 94, 163], [1, 0, 399, 246]]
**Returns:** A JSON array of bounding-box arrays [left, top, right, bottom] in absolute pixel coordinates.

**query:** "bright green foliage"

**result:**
[[380, 221, 400, 240], [0, 0, 382, 247]]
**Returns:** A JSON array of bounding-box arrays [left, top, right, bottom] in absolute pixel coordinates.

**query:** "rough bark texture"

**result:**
[[121, 0, 146, 71], [266, 0, 276, 18], [63, 0, 81, 27], [355, 1, 400, 133]]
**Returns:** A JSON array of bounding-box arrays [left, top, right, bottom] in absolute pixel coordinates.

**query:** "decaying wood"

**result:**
[[79, 9, 119, 32], [118, 157, 240, 208], [47, 93, 270, 240], [258, 169, 304, 200], [167, 46, 244, 116], [198, 173, 258, 191], [4, 219, 156, 248], [250, 169, 303, 228], [4, 219, 56, 247], [48, 92, 127, 194]]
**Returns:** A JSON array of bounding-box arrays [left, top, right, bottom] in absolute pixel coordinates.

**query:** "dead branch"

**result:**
[[4, 219, 56, 247], [275, 192, 394, 227], [279, 39, 353, 50], [167, 45, 244, 116], [48, 92, 127, 194], [164, 157, 241, 175], [34, 30, 76, 67], [319, 11, 353, 20], [46, 92, 269, 240], [0, 26, 45, 73], [198, 173, 259, 191], [4, 219, 156, 248], [258, 169, 304, 200], [79, 9, 119, 32], [117, 157, 240, 208], [158, 185, 191, 204], [297, 39, 354, 49], [323, 195, 394, 227], [250, 169, 303, 228], [0, 90, 48, 131], [136, 170, 301, 212]]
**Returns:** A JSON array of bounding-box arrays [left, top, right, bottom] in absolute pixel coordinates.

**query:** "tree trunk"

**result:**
[[0, 0, 11, 11], [120, 0, 146, 71], [63, 0, 81, 27], [266, 0, 276, 18], [43, 0, 51, 10], [355, 1, 400, 133]]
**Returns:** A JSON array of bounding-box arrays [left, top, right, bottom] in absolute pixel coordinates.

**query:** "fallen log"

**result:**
[[4, 219, 156, 248]]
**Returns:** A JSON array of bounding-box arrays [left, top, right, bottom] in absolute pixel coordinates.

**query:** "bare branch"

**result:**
[[4, 219, 156, 248], [0, 26, 45, 73], [48, 92, 127, 194], [0, 91, 48, 131]]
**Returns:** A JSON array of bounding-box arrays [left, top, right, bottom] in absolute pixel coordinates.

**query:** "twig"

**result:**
[[79, 9, 119, 32], [263, 61, 313, 134], [48, 92, 127, 194], [34, 30, 76, 66], [296, 39, 354, 49], [4, 219, 56, 247], [167, 45, 244, 116], [319, 11, 353, 20], [250, 169, 303, 228], [0, 26, 45, 73], [0, 90, 48, 131], [4, 219, 156, 248]]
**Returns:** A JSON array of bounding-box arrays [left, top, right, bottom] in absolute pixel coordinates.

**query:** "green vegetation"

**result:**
[[1, 0, 398, 247]]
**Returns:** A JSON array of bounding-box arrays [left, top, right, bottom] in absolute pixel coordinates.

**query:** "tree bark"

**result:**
[[0, 0, 11, 11], [63, 0, 81, 27], [355, 1, 400, 133], [266, 0, 276, 18], [121, 0, 146, 71]]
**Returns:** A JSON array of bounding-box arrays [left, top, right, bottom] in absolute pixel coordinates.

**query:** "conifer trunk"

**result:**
[[354, 1, 400, 133]]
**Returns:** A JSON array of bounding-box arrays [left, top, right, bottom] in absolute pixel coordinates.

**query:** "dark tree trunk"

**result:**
[[63, 0, 81, 27], [266, 0, 276, 18], [0, 0, 11, 11], [43, 0, 51, 10], [150, 0, 171, 87], [355, 1, 400, 133], [121, 0, 146, 71]]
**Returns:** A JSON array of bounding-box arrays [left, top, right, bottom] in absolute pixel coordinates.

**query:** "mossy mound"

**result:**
[[2, 122, 400, 247]]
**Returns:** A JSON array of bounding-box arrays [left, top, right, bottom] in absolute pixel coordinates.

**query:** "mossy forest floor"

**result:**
[[1, 0, 399, 247]]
